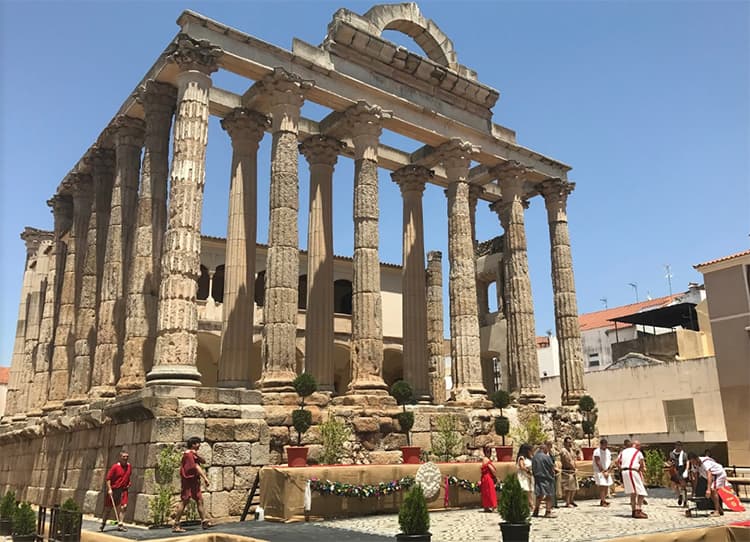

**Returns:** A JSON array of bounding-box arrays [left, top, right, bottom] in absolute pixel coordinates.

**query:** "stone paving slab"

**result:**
[[322, 488, 750, 541]]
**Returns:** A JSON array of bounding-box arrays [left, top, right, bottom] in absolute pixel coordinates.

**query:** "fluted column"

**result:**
[[300, 135, 342, 392], [392, 165, 431, 402], [539, 179, 586, 405], [29, 195, 72, 413], [5, 230, 50, 417], [118, 82, 177, 394], [491, 161, 544, 404], [91, 116, 145, 398], [218, 108, 269, 387], [426, 250, 446, 404], [440, 140, 486, 403], [47, 175, 93, 409], [249, 70, 310, 392], [148, 35, 221, 387]]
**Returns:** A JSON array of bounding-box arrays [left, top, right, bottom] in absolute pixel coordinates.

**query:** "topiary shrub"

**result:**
[[398, 483, 430, 535], [292, 373, 317, 446], [578, 395, 597, 447], [491, 390, 512, 446], [390, 380, 414, 445], [498, 473, 530, 524], [12, 502, 36, 538]]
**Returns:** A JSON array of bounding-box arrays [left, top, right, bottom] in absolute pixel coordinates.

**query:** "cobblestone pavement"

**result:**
[[322, 488, 750, 542]]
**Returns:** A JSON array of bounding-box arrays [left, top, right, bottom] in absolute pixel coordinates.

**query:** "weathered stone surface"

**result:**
[[250, 442, 271, 465], [426, 250, 446, 404], [382, 432, 407, 450], [207, 466, 223, 489], [269, 426, 290, 448], [369, 450, 402, 464], [228, 489, 249, 516], [212, 442, 251, 465], [151, 417, 182, 442], [234, 466, 259, 488], [183, 417, 206, 441], [234, 419, 268, 442], [352, 416, 380, 433], [222, 466, 234, 490], [211, 490, 229, 518], [205, 419, 235, 442]]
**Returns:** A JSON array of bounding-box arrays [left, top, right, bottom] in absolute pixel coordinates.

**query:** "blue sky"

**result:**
[[1, 0, 748, 367]]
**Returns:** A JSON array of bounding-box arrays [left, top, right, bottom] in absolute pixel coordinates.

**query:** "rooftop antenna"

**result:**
[[664, 264, 673, 296], [628, 282, 639, 303], [600, 297, 608, 309]]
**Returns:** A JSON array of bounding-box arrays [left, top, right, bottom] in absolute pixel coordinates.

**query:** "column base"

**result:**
[[89, 385, 117, 398], [145, 365, 202, 387], [116, 378, 145, 395], [332, 394, 397, 408], [259, 370, 297, 393], [63, 395, 89, 407], [348, 378, 389, 395], [448, 387, 492, 407], [562, 389, 586, 406], [518, 389, 546, 405], [41, 401, 64, 414]]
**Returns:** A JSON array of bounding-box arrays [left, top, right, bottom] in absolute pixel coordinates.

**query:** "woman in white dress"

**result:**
[[516, 443, 535, 508]]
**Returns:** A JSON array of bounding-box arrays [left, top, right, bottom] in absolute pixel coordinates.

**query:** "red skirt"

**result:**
[[104, 488, 128, 508]]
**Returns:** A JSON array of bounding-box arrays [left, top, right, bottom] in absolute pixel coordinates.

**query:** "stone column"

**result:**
[[539, 179, 586, 405], [491, 161, 544, 404], [148, 35, 221, 387], [5, 230, 49, 417], [46, 173, 93, 409], [346, 103, 389, 394], [91, 116, 145, 398], [441, 140, 487, 403], [67, 147, 115, 403], [251, 70, 311, 392], [118, 82, 177, 394], [426, 250, 446, 404], [218, 108, 269, 388], [29, 195, 72, 413], [300, 135, 342, 392], [392, 165, 431, 402]]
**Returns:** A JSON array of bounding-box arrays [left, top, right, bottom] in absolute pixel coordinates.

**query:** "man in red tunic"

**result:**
[[100, 451, 131, 532], [172, 437, 211, 532]]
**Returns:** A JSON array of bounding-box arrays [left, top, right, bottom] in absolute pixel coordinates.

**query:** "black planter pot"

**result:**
[[499, 522, 530, 542], [12, 534, 37, 542], [0, 518, 12, 536], [395, 533, 431, 542]]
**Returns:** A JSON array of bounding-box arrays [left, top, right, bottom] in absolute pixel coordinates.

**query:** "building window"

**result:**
[[663, 399, 697, 433], [492, 357, 502, 392], [588, 353, 600, 367]]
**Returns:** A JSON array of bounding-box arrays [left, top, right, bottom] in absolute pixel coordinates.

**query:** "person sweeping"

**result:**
[[100, 451, 131, 532]]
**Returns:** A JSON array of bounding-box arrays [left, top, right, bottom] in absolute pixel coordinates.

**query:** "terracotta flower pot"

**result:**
[[581, 447, 595, 461], [495, 446, 514, 462], [401, 446, 421, 464], [286, 446, 309, 467]]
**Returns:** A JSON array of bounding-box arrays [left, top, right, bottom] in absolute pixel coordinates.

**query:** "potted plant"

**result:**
[[0, 490, 17, 536], [12, 502, 36, 542], [288, 372, 317, 467], [391, 380, 419, 464], [396, 483, 430, 541], [55, 499, 81, 541], [498, 473, 531, 542], [491, 390, 513, 462], [578, 395, 597, 460]]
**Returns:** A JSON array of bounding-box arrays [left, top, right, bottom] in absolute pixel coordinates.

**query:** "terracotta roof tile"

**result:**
[[0, 367, 9, 385], [694, 249, 750, 269], [579, 293, 682, 332]]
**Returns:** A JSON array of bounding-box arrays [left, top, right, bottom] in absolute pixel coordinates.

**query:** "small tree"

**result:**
[[320, 414, 351, 465], [491, 390, 512, 446], [0, 490, 17, 520], [56, 499, 81, 541], [12, 502, 36, 538], [149, 445, 181, 527], [509, 412, 548, 447], [498, 473, 530, 524], [578, 395, 597, 447], [292, 373, 317, 446], [644, 449, 667, 487], [390, 380, 415, 446], [431, 414, 463, 461], [398, 484, 430, 535]]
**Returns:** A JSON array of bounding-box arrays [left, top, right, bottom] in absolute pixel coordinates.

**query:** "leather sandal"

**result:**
[[201, 520, 214, 529], [172, 525, 186, 533]]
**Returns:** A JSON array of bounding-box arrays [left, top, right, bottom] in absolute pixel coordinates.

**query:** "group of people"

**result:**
[[480, 437, 733, 521], [99, 437, 213, 532]]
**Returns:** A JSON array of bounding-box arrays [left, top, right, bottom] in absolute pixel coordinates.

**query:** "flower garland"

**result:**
[[446, 475, 503, 493], [308, 476, 415, 499]]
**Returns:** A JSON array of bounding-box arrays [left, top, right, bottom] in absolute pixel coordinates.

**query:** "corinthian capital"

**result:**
[[492, 160, 534, 199], [538, 178, 575, 217], [299, 135, 344, 167], [69, 172, 94, 203], [242, 68, 314, 131], [48, 193, 74, 235], [221, 108, 270, 150], [391, 165, 432, 195], [167, 34, 222, 74], [111, 115, 145, 149], [433, 138, 479, 179], [136, 80, 177, 118]]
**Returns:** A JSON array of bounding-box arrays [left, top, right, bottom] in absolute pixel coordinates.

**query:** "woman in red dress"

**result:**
[[481, 447, 498, 512]]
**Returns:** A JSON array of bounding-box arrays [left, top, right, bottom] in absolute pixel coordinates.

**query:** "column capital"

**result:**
[[85, 145, 115, 171], [136, 80, 177, 117], [221, 108, 269, 151], [68, 172, 94, 203], [391, 165, 432, 194], [538, 178, 575, 215], [299, 135, 344, 167], [167, 34, 222, 75], [492, 160, 533, 198], [243, 68, 313, 133], [20, 227, 53, 259], [111, 115, 145, 149], [426, 250, 442, 263], [321, 101, 392, 161], [48, 193, 73, 236], [434, 138, 480, 178]]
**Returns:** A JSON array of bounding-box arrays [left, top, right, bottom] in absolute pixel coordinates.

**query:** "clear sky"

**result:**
[[1, 0, 748, 367]]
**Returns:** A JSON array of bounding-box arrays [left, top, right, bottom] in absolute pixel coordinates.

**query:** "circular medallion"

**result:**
[[415, 461, 442, 499]]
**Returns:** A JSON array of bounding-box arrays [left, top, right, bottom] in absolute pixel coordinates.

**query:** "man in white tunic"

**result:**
[[620, 439, 648, 519], [688, 451, 728, 516], [592, 438, 613, 507]]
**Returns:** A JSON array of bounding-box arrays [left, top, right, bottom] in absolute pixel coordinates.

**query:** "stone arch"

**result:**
[[362, 3, 457, 70]]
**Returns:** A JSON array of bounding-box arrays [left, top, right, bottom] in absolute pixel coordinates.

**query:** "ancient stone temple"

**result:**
[[1, 4, 586, 522]]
